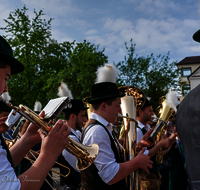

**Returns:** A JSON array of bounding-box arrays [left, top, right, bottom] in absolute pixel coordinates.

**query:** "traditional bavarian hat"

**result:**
[[0, 36, 24, 75], [85, 63, 125, 104], [63, 99, 88, 111]]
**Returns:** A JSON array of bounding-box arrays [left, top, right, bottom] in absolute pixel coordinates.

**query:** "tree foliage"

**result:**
[[117, 39, 180, 110], [0, 5, 107, 109]]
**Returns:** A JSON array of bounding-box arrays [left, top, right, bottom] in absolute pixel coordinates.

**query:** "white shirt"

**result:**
[[136, 121, 151, 155], [82, 112, 119, 184], [0, 139, 21, 190], [62, 128, 80, 172]]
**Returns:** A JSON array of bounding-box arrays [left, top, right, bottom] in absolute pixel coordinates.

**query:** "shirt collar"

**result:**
[[90, 112, 112, 132], [137, 121, 151, 131], [70, 128, 80, 140]]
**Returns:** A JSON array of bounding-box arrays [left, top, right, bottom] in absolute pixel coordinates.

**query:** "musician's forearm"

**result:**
[[18, 153, 56, 190], [10, 133, 35, 166]]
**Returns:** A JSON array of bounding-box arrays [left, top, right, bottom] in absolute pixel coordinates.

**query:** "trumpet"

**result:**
[[0, 97, 99, 171]]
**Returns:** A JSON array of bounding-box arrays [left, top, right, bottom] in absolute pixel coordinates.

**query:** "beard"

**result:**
[[75, 118, 83, 131], [143, 112, 152, 123]]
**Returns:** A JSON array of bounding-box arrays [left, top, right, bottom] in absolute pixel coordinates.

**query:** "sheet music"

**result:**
[[5, 109, 22, 129], [42, 97, 69, 119]]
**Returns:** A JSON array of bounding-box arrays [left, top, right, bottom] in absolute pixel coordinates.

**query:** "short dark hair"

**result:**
[[136, 106, 147, 117], [64, 110, 80, 121], [92, 98, 117, 111]]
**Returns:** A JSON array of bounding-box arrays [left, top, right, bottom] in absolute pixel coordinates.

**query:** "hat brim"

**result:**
[[86, 93, 125, 104], [0, 52, 24, 75], [193, 29, 200, 43]]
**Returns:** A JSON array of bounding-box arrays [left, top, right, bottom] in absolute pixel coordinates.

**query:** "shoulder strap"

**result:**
[[137, 126, 147, 135], [81, 119, 121, 162], [0, 134, 16, 175], [70, 132, 81, 143]]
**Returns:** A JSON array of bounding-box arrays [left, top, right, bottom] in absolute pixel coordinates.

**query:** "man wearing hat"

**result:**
[[80, 80, 153, 190], [136, 98, 170, 190], [0, 35, 71, 190], [174, 29, 200, 190], [58, 99, 88, 190]]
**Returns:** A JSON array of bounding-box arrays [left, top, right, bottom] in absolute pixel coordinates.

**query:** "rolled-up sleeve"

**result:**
[[83, 125, 119, 183]]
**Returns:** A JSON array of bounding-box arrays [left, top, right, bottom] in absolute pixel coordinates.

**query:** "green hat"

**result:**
[[0, 36, 24, 75], [0, 101, 12, 112], [86, 82, 125, 104], [193, 29, 200, 43], [63, 99, 88, 111]]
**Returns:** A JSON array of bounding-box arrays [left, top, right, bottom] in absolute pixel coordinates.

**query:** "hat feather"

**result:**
[[57, 81, 73, 99], [2, 92, 11, 102], [166, 89, 180, 113], [95, 63, 119, 84], [34, 100, 42, 112]]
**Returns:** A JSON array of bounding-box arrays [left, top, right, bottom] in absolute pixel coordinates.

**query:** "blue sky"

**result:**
[[1, 0, 200, 64]]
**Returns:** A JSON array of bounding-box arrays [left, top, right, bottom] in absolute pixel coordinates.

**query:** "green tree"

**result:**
[[0, 6, 107, 109], [117, 39, 180, 110]]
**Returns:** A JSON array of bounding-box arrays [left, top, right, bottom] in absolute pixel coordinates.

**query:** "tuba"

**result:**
[[155, 96, 176, 164], [118, 86, 145, 190], [0, 96, 99, 171]]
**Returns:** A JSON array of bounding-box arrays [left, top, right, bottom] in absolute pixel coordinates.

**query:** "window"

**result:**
[[182, 84, 190, 96], [182, 68, 191, 77]]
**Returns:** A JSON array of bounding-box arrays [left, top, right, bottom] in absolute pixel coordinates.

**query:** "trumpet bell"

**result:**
[[76, 143, 99, 170]]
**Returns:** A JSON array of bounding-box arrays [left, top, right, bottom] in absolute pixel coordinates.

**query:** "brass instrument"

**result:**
[[0, 96, 99, 171], [155, 96, 176, 164], [83, 97, 92, 121], [118, 86, 146, 190]]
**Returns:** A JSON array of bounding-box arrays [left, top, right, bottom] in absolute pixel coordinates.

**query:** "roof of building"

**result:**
[[188, 66, 200, 80], [177, 56, 200, 66]]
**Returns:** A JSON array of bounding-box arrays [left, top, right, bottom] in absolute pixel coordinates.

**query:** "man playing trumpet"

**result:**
[[0, 35, 71, 190]]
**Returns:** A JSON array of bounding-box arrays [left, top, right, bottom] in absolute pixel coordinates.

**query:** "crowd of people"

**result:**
[[0, 28, 200, 190]]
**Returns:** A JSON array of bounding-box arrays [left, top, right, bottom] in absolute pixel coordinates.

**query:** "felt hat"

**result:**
[[0, 101, 12, 112], [63, 99, 88, 111], [85, 82, 125, 104], [0, 36, 24, 75], [142, 98, 152, 109], [193, 29, 200, 43]]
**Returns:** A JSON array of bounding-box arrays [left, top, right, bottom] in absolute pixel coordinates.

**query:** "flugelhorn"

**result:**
[[0, 96, 99, 170]]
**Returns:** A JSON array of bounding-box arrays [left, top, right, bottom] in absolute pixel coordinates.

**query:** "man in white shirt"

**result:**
[[81, 82, 153, 190], [58, 99, 88, 190], [0, 35, 71, 190], [136, 98, 169, 190]]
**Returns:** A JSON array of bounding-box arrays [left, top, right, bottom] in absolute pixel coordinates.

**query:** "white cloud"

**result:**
[[85, 29, 98, 35], [102, 18, 133, 32]]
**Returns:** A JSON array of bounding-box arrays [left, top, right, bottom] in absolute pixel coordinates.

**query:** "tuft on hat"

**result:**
[[86, 63, 125, 104], [57, 81, 73, 99], [2, 92, 11, 102], [0, 36, 24, 75], [34, 100, 42, 114]]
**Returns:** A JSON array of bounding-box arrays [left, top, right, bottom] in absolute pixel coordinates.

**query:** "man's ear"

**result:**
[[100, 102, 107, 111], [70, 114, 76, 121]]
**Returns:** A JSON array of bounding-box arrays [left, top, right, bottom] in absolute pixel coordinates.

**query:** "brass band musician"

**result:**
[[0, 35, 71, 190], [80, 63, 153, 190]]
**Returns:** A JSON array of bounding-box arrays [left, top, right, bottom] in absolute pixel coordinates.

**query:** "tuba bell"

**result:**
[[118, 86, 145, 190]]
